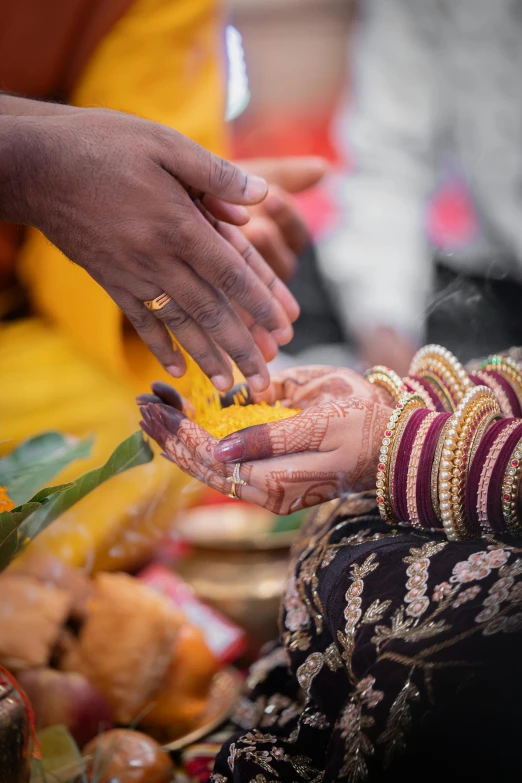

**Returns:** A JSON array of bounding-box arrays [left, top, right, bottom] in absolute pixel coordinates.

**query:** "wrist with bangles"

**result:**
[[368, 345, 522, 540]]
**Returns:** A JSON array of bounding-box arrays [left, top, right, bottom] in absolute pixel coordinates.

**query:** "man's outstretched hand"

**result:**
[[0, 106, 301, 391]]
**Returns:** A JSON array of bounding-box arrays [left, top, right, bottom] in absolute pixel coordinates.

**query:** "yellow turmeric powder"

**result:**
[[186, 368, 299, 439]]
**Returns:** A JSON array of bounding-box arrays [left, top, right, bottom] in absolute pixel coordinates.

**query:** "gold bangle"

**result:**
[[376, 392, 426, 524], [473, 370, 514, 417], [432, 418, 451, 520], [364, 365, 406, 402], [502, 437, 522, 536], [403, 376, 438, 411], [480, 355, 522, 410], [409, 344, 472, 411], [438, 386, 500, 541]]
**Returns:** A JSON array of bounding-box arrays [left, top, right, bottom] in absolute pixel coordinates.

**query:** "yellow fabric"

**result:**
[[20, 0, 229, 398], [2, 0, 229, 571]]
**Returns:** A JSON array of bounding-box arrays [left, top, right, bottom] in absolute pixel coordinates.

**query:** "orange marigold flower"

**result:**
[[0, 487, 15, 512]]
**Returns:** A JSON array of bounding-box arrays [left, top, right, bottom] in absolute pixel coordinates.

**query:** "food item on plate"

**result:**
[[0, 575, 71, 671], [141, 624, 219, 733], [8, 551, 93, 621], [83, 729, 174, 783], [60, 572, 182, 724], [17, 668, 112, 747]]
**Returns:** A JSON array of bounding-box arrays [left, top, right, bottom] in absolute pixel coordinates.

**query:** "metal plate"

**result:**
[[161, 668, 242, 752]]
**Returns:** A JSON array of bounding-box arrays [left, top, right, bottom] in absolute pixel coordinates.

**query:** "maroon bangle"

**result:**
[[466, 419, 513, 534], [393, 409, 431, 523], [487, 423, 522, 533], [416, 412, 451, 529], [483, 371, 522, 418], [404, 376, 445, 412]]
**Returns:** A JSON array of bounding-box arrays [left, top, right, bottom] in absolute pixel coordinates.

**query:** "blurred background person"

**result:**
[[319, 0, 522, 374]]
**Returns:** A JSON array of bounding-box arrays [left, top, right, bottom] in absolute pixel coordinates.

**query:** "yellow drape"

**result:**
[[2, 0, 229, 572]]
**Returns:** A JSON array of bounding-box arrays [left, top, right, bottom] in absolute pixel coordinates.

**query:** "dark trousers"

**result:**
[[287, 247, 522, 364], [427, 261, 522, 363]]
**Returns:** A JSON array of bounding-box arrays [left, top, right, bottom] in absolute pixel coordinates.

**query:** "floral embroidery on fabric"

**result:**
[[451, 548, 510, 583], [213, 492, 522, 783], [324, 642, 343, 671], [246, 646, 290, 691], [433, 581, 453, 601], [452, 585, 481, 608], [284, 576, 310, 632], [297, 652, 324, 694]]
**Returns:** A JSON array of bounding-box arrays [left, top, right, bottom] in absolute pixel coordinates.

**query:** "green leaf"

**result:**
[[19, 432, 153, 549], [0, 503, 42, 571], [31, 725, 84, 783], [29, 483, 76, 504], [0, 432, 93, 506], [271, 508, 306, 534]]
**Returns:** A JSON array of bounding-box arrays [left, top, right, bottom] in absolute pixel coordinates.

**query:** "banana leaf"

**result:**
[[0, 432, 153, 572], [0, 432, 93, 506]]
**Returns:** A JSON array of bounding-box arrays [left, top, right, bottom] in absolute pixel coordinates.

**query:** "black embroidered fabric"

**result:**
[[211, 492, 522, 783]]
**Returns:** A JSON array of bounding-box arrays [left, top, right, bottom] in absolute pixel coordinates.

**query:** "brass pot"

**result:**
[[175, 504, 294, 661], [0, 683, 30, 783], [176, 545, 290, 662]]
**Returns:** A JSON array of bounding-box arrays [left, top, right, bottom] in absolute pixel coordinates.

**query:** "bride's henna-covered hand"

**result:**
[[251, 365, 393, 409], [137, 381, 392, 515]]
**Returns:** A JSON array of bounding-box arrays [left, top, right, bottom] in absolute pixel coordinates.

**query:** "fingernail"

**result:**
[[167, 364, 184, 378], [245, 175, 268, 202], [139, 420, 154, 439], [272, 326, 294, 345], [211, 375, 230, 392], [158, 405, 184, 433], [151, 381, 183, 410], [141, 406, 154, 424], [248, 374, 268, 393], [214, 436, 244, 462], [136, 393, 162, 405]]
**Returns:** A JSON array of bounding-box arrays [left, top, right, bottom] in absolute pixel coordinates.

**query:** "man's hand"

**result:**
[[237, 157, 328, 281], [0, 106, 301, 392]]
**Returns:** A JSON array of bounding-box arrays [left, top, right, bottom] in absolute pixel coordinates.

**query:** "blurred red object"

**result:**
[[137, 565, 247, 666]]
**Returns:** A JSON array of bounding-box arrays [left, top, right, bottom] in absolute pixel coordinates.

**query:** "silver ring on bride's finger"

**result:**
[[233, 463, 248, 486]]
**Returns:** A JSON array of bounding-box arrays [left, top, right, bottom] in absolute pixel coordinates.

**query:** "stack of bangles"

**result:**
[[366, 346, 522, 540]]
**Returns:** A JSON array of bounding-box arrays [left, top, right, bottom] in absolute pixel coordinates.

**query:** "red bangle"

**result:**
[[417, 412, 451, 529], [407, 412, 439, 528], [479, 371, 520, 417], [469, 372, 515, 417], [487, 423, 522, 533], [393, 409, 431, 523], [466, 419, 513, 534], [404, 376, 444, 412]]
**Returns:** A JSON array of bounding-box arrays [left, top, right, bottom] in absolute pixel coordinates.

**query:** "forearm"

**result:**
[[0, 93, 78, 117], [0, 115, 26, 222], [0, 114, 48, 226]]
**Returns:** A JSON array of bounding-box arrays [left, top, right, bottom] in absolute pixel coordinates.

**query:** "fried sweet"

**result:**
[[60, 572, 182, 724], [0, 575, 72, 671]]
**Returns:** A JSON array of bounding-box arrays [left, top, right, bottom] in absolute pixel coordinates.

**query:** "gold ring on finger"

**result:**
[[144, 293, 172, 311], [227, 481, 238, 499]]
